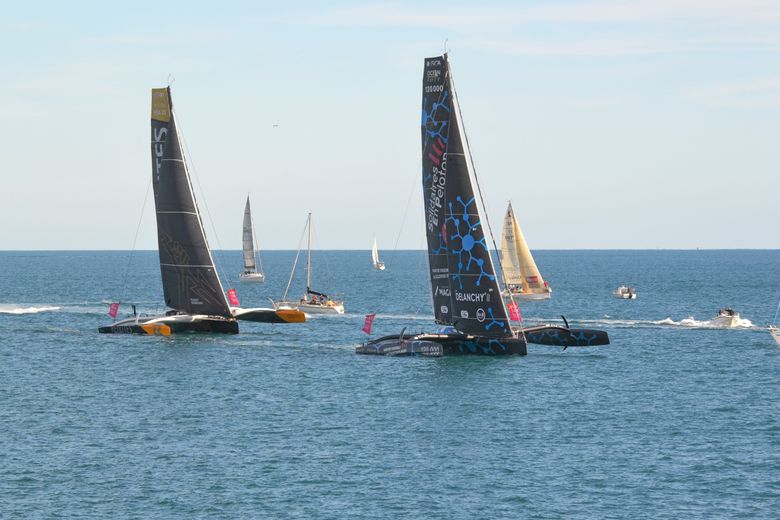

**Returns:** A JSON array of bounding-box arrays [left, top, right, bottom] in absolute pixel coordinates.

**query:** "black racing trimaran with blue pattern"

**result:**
[[357, 54, 609, 356]]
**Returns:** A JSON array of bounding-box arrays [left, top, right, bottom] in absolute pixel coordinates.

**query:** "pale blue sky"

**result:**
[[1, 0, 778, 250]]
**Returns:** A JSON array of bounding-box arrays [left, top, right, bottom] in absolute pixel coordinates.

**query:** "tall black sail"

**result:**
[[150, 87, 231, 317], [421, 55, 510, 337]]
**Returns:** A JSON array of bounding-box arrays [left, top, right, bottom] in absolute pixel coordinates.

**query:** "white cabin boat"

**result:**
[[712, 308, 740, 328], [613, 286, 637, 299]]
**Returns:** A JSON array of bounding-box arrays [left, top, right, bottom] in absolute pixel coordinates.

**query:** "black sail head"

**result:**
[[421, 55, 511, 337], [150, 87, 231, 317]]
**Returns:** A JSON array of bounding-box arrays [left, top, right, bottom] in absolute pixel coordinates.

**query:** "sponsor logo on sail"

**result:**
[[460, 310, 469, 318], [476, 308, 485, 322], [440, 305, 448, 314], [455, 291, 488, 303]]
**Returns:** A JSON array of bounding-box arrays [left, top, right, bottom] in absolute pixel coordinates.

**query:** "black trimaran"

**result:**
[[357, 54, 610, 356], [99, 87, 297, 335]]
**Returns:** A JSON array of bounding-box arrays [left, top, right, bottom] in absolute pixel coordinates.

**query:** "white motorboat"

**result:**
[[613, 286, 637, 299], [712, 308, 740, 328]]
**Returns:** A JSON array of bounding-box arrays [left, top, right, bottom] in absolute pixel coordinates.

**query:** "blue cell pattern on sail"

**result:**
[[421, 90, 450, 148], [447, 196, 493, 290]]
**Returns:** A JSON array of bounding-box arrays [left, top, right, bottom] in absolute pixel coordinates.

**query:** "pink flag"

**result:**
[[362, 313, 377, 335], [227, 288, 239, 307], [108, 302, 119, 319], [508, 302, 522, 322]]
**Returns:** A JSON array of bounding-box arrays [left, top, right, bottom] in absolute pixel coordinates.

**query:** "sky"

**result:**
[[1, 0, 778, 250]]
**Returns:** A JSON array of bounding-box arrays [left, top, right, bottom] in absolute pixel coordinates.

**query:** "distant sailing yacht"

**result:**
[[371, 237, 386, 270], [276, 213, 345, 315], [357, 53, 609, 356], [99, 87, 238, 334], [771, 300, 780, 346], [501, 202, 551, 300], [239, 195, 265, 283]]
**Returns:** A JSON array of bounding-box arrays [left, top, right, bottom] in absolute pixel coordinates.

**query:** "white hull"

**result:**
[[298, 301, 345, 315], [504, 290, 551, 301], [771, 327, 780, 347], [712, 314, 740, 328], [613, 286, 637, 299], [374, 262, 386, 271], [239, 272, 265, 283]]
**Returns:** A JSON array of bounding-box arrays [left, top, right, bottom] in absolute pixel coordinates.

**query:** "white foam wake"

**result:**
[[549, 316, 757, 330], [0, 304, 61, 315]]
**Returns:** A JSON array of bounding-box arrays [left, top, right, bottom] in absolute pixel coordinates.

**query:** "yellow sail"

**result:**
[[500, 202, 551, 300]]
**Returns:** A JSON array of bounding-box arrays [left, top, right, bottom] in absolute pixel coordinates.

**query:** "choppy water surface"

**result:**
[[1, 250, 778, 518]]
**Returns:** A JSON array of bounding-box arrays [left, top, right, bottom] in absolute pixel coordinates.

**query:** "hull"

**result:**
[[504, 290, 552, 301], [712, 314, 740, 328], [357, 332, 527, 356], [231, 306, 306, 323], [297, 302, 345, 315], [239, 272, 265, 283], [522, 325, 610, 347], [373, 262, 386, 271], [771, 327, 780, 347], [98, 313, 238, 335]]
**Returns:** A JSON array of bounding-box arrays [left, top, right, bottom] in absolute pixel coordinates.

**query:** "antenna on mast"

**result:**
[[166, 74, 176, 87]]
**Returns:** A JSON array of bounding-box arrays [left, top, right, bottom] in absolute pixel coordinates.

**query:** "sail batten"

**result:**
[[151, 87, 231, 317], [421, 54, 511, 337]]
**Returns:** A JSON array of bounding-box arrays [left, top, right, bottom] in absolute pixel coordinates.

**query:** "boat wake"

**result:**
[[0, 304, 61, 315], [526, 316, 757, 330]]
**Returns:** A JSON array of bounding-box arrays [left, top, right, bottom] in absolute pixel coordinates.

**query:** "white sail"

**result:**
[[371, 236, 385, 270], [500, 202, 550, 299], [242, 197, 256, 272], [239, 196, 264, 282]]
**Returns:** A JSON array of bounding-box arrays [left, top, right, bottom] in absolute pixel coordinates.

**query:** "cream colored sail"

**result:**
[[501, 202, 550, 298]]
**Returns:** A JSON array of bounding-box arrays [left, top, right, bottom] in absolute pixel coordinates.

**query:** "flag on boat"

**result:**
[[108, 302, 119, 319], [227, 288, 240, 307], [362, 313, 377, 334], [508, 302, 522, 322]]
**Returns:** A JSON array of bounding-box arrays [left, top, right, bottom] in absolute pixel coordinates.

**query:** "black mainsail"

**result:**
[[357, 53, 609, 355], [421, 54, 510, 337], [151, 87, 231, 317]]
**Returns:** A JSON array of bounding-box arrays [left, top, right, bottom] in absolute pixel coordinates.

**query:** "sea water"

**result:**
[[0, 250, 778, 518]]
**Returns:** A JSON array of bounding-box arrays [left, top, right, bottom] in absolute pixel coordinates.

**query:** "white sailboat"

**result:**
[[239, 195, 265, 283], [770, 301, 780, 346], [371, 237, 386, 270], [276, 212, 345, 315], [500, 202, 551, 300]]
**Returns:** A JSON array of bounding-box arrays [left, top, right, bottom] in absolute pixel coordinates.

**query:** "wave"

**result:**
[[547, 316, 758, 330], [0, 305, 61, 315]]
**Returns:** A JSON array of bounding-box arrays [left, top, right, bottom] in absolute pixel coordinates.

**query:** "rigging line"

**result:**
[[390, 153, 423, 262], [281, 215, 309, 301], [176, 116, 231, 287], [117, 178, 152, 314], [309, 217, 341, 297], [450, 63, 524, 337]]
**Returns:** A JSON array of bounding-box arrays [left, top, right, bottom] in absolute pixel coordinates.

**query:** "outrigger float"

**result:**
[[357, 53, 609, 356]]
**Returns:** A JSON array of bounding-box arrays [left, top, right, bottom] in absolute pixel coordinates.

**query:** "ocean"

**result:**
[[1, 249, 778, 518]]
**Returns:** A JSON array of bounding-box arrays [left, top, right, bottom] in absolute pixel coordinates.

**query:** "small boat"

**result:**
[[371, 236, 386, 271], [357, 53, 608, 356], [276, 212, 345, 315], [770, 326, 780, 347], [712, 307, 740, 327], [501, 202, 551, 300], [613, 286, 637, 299], [100, 87, 237, 335], [239, 195, 265, 283]]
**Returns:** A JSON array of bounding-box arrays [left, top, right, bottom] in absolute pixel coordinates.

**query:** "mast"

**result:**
[[242, 196, 256, 273], [150, 87, 231, 317], [306, 212, 312, 290], [421, 54, 510, 337]]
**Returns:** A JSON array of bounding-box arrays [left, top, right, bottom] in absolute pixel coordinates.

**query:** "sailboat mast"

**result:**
[[306, 212, 312, 290]]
